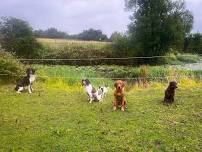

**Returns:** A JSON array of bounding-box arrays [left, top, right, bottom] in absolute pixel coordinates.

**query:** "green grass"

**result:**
[[0, 65, 202, 151], [0, 84, 202, 151]]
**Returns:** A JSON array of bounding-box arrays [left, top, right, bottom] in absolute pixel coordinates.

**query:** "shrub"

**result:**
[[0, 50, 24, 83]]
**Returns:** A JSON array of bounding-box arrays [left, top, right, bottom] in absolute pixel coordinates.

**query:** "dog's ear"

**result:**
[[114, 82, 117, 88], [32, 68, 36, 74], [26, 68, 30, 74], [122, 81, 126, 87], [85, 79, 90, 85]]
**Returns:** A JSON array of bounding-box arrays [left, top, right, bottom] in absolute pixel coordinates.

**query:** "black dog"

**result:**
[[15, 68, 36, 93], [164, 81, 178, 104]]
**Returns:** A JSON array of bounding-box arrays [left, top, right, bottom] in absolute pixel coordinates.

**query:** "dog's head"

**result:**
[[26, 68, 35, 76], [82, 79, 91, 86], [99, 85, 109, 92], [114, 80, 125, 91], [169, 81, 178, 90]]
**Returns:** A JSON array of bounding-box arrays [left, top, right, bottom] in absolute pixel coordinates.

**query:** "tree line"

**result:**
[[34, 28, 109, 42]]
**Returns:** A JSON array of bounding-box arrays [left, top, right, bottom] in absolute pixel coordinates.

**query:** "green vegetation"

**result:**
[[0, 50, 24, 83], [0, 64, 202, 151], [0, 66, 202, 151], [0, 17, 42, 58], [36, 38, 201, 66], [124, 0, 193, 61]]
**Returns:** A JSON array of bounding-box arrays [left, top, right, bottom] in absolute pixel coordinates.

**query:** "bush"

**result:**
[[0, 17, 42, 58], [0, 50, 24, 83]]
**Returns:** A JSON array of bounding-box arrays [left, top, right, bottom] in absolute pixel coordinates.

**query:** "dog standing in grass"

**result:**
[[164, 81, 178, 104], [113, 80, 127, 111]]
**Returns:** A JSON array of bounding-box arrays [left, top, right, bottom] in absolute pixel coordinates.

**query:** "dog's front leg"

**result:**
[[121, 98, 126, 112], [89, 94, 93, 103], [28, 85, 32, 94], [17, 87, 24, 93], [113, 96, 117, 111], [30, 84, 34, 92]]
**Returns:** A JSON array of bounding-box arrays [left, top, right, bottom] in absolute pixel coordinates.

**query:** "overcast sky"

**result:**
[[0, 0, 202, 36]]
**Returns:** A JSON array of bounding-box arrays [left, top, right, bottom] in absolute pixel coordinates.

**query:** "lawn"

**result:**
[[0, 77, 202, 151]]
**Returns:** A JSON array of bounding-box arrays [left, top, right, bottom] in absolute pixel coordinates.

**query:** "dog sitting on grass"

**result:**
[[164, 81, 178, 104], [113, 80, 127, 111], [15, 68, 36, 94], [82, 79, 103, 103]]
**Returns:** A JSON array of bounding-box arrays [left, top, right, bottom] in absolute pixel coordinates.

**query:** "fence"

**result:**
[[1, 55, 202, 83]]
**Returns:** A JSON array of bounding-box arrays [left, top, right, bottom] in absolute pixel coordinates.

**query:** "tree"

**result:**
[[110, 32, 123, 42], [76, 28, 108, 41], [34, 28, 69, 39], [0, 17, 41, 58], [125, 0, 193, 58], [184, 33, 202, 53]]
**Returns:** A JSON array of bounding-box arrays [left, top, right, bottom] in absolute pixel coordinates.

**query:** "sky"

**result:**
[[0, 0, 202, 37]]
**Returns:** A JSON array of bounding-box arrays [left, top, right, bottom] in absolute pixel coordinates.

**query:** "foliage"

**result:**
[[73, 28, 108, 41], [36, 38, 201, 65], [0, 17, 42, 58], [184, 33, 202, 54], [34, 28, 68, 39], [125, 0, 193, 60], [111, 34, 132, 57], [109, 32, 122, 42], [0, 50, 24, 83]]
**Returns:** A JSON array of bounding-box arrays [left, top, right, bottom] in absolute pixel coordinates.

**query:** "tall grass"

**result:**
[[34, 65, 202, 92]]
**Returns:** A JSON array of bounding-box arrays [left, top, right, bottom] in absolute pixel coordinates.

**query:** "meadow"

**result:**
[[0, 65, 202, 151]]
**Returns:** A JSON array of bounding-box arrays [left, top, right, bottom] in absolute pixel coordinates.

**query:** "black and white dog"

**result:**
[[15, 68, 36, 94], [82, 79, 104, 103], [99, 85, 109, 99]]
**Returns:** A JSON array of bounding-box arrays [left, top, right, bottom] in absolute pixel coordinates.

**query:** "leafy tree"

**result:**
[[112, 33, 131, 57], [184, 33, 202, 53], [34, 28, 68, 39], [110, 32, 123, 42], [125, 0, 193, 58], [76, 28, 108, 41], [0, 17, 41, 58]]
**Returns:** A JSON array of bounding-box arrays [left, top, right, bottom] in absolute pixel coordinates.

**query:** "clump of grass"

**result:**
[[139, 65, 149, 88]]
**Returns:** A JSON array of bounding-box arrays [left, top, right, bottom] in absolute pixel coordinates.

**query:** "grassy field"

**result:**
[[37, 38, 111, 52], [0, 65, 202, 151]]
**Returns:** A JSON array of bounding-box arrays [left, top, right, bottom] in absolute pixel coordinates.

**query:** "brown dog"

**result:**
[[164, 81, 178, 104], [113, 80, 126, 111]]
